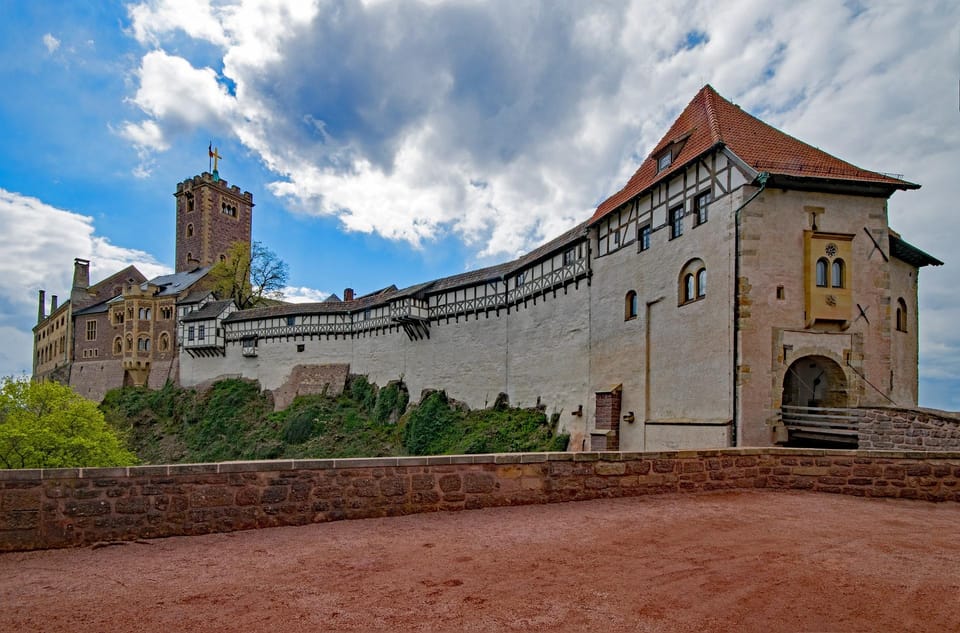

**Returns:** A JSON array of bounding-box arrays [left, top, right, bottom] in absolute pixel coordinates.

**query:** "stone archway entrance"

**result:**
[[782, 355, 848, 409]]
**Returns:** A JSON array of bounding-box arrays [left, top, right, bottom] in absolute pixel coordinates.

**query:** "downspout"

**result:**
[[732, 172, 770, 446]]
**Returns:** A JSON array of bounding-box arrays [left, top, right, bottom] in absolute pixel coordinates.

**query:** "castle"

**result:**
[[33, 85, 941, 451]]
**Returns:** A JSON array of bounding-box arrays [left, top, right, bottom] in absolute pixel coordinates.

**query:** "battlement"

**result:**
[[176, 172, 254, 202]]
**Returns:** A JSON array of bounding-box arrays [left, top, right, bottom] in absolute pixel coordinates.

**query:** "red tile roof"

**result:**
[[591, 85, 918, 223]]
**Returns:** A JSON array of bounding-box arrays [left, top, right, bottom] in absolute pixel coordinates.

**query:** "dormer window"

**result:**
[[657, 151, 672, 172]]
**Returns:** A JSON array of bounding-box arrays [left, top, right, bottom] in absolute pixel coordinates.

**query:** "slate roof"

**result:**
[[592, 85, 919, 223], [181, 300, 235, 323], [146, 267, 210, 297], [889, 234, 943, 268], [224, 221, 590, 322]]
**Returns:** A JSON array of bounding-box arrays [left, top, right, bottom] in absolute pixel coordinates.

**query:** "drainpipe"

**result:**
[[732, 172, 770, 447]]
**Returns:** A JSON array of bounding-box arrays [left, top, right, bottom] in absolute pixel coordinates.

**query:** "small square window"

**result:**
[[286, 316, 296, 326], [296, 344, 305, 353], [657, 152, 672, 172]]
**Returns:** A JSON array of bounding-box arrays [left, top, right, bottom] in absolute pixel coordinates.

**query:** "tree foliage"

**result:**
[[208, 240, 289, 309], [0, 378, 136, 469]]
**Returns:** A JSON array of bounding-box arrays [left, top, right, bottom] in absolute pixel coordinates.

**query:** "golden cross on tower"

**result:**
[[209, 145, 222, 173]]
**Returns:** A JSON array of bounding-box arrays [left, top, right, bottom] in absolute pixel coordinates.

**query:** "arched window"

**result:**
[[679, 258, 706, 305], [831, 259, 845, 288], [816, 258, 829, 287], [125, 335, 133, 352], [625, 291, 638, 320], [138, 337, 151, 352], [186, 223, 194, 237], [113, 337, 122, 355], [684, 274, 695, 302], [896, 298, 908, 332]]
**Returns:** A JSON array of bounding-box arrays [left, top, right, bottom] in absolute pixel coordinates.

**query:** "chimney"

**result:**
[[343, 287, 354, 302], [51, 295, 58, 312], [72, 258, 90, 290], [38, 290, 46, 323]]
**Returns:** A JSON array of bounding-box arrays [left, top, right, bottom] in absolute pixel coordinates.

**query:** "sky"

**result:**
[[0, 0, 957, 408]]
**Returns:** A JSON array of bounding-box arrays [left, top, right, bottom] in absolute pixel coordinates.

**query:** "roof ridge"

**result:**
[[701, 84, 723, 144]]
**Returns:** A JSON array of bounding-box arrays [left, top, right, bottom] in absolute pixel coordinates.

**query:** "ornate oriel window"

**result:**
[[804, 231, 854, 327]]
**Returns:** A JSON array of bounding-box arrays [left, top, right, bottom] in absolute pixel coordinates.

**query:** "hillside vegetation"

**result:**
[[100, 377, 568, 465]]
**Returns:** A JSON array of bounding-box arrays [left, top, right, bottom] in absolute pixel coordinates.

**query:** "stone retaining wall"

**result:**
[[859, 407, 960, 451], [2, 448, 959, 552]]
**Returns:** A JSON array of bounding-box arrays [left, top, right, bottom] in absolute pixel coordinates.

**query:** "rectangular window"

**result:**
[[669, 205, 683, 239], [187, 326, 195, 341], [113, 310, 124, 325], [515, 272, 525, 287], [657, 152, 672, 172], [694, 191, 711, 226], [612, 229, 620, 246], [638, 224, 651, 252], [198, 325, 206, 340], [296, 344, 305, 353], [563, 248, 575, 265], [286, 316, 296, 326], [85, 320, 96, 341]]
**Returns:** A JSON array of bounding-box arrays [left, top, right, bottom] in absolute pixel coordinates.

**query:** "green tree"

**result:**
[[208, 241, 289, 309], [0, 378, 136, 469]]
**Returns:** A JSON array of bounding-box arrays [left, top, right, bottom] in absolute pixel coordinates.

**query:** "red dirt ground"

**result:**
[[2, 490, 959, 632]]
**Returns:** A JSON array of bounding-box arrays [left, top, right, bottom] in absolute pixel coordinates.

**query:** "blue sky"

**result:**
[[0, 1, 957, 409]]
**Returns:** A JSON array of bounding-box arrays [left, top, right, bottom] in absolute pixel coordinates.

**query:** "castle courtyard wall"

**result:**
[[3, 448, 958, 552]]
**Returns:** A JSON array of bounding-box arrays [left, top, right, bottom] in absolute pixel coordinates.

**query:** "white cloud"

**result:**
[[0, 189, 170, 377], [42, 33, 60, 54], [282, 286, 332, 303], [127, 0, 229, 47], [117, 49, 241, 175]]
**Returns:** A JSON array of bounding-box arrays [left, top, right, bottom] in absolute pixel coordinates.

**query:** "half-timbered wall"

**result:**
[[596, 152, 747, 258]]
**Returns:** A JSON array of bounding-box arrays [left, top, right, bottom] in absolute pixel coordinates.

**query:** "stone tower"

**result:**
[[174, 172, 254, 273]]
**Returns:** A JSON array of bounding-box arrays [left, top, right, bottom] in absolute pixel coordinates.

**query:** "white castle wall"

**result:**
[[180, 281, 593, 447]]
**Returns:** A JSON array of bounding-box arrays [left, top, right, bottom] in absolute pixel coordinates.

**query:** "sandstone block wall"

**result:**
[[2, 448, 959, 552], [270, 364, 350, 411], [859, 407, 960, 451]]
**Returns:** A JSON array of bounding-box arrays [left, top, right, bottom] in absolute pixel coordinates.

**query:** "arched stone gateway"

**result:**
[[782, 355, 848, 409], [779, 355, 857, 447]]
